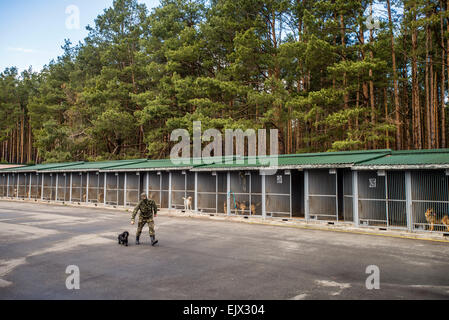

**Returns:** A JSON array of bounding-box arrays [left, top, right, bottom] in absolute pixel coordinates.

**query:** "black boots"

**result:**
[[151, 235, 158, 246], [136, 235, 157, 246]]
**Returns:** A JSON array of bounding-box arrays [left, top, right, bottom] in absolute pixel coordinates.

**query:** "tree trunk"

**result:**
[[425, 23, 431, 149], [440, 1, 449, 148], [387, 0, 401, 150]]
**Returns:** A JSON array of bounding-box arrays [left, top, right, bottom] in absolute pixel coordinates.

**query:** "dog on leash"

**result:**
[[182, 196, 192, 212], [118, 231, 129, 246], [425, 208, 449, 232]]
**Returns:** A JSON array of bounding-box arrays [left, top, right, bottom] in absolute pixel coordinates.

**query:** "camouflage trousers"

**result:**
[[136, 217, 155, 237]]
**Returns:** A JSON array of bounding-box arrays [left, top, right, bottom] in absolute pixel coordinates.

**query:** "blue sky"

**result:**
[[0, 0, 160, 73]]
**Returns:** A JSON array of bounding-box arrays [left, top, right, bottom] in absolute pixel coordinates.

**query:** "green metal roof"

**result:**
[[39, 159, 147, 172], [0, 162, 83, 173], [354, 149, 449, 169], [100, 158, 205, 171], [192, 150, 392, 170], [2, 149, 449, 173]]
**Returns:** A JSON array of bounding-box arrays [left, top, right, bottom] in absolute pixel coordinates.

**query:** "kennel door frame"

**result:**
[[264, 170, 292, 218], [357, 170, 407, 229], [0, 173, 6, 197], [410, 169, 449, 233], [197, 171, 219, 213], [169, 171, 189, 210], [307, 169, 338, 221]]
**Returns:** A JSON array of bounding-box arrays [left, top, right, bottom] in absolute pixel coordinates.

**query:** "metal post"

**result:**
[[405, 171, 412, 232], [352, 170, 359, 227], [69, 173, 72, 203], [146, 172, 149, 197], [385, 172, 389, 228], [79, 173, 82, 202], [159, 172, 162, 208], [124, 173, 127, 208], [261, 171, 266, 219], [194, 172, 198, 211], [137, 173, 140, 202], [49, 174, 53, 200], [29, 174, 32, 200], [97, 173, 100, 204], [185, 172, 187, 199], [6, 174, 9, 198], [116, 174, 119, 206], [304, 170, 309, 221], [215, 172, 218, 214], [16, 173, 19, 199], [227, 172, 231, 215], [168, 172, 172, 210], [335, 171, 338, 222], [55, 173, 59, 202], [249, 172, 252, 216], [103, 173, 107, 205], [41, 173, 44, 200], [86, 172, 89, 204], [289, 172, 292, 218]]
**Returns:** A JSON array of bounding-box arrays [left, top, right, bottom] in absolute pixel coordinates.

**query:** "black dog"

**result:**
[[118, 231, 129, 246]]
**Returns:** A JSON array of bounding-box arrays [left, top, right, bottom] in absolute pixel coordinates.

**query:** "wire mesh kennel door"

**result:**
[[8, 173, 17, 198], [308, 169, 337, 221], [56, 173, 68, 202], [357, 171, 407, 228], [197, 172, 217, 213], [106, 173, 119, 206], [216, 172, 227, 214], [265, 171, 291, 218], [411, 170, 449, 233], [30, 174, 41, 199], [171, 171, 187, 210], [42, 173, 54, 201], [0, 174, 6, 197], [160, 172, 169, 208], [250, 172, 263, 216], [71, 173, 83, 203], [126, 172, 140, 207], [229, 171, 251, 216], [342, 170, 353, 222], [147, 172, 161, 207], [17, 173, 29, 199]]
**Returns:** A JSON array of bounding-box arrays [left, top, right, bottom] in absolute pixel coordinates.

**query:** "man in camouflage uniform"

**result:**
[[131, 193, 158, 246]]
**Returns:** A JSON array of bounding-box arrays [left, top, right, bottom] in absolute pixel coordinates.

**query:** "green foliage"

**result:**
[[1, 0, 435, 163]]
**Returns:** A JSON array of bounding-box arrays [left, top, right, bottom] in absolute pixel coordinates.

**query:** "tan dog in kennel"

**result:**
[[425, 208, 449, 232], [182, 196, 193, 212]]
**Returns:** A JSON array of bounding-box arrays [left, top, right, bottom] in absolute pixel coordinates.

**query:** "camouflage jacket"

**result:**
[[132, 199, 157, 220]]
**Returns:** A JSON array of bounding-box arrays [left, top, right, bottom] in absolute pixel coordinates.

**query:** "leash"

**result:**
[[227, 191, 237, 209]]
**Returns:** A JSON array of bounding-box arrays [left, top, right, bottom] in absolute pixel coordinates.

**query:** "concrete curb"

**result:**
[[1, 198, 448, 243]]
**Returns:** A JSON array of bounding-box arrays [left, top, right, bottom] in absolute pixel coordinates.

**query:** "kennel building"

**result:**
[[191, 157, 265, 216], [0, 162, 83, 200], [190, 150, 390, 220], [352, 149, 449, 233], [1, 149, 449, 233], [99, 159, 195, 209], [38, 160, 148, 206]]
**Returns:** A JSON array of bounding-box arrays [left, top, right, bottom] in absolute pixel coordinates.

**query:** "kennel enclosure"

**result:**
[[1, 149, 449, 233]]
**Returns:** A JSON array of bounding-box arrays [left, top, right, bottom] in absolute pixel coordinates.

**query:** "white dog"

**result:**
[[182, 196, 192, 212]]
